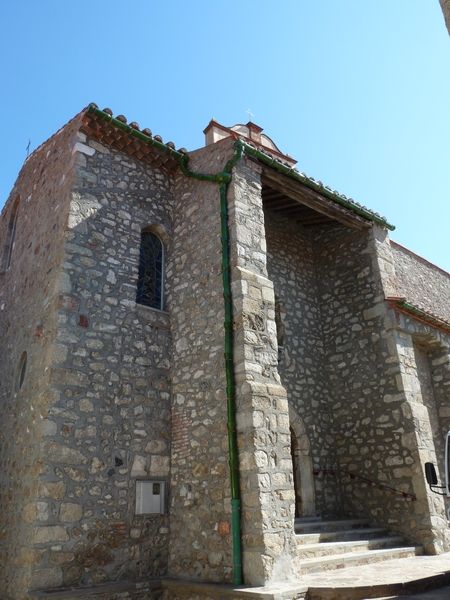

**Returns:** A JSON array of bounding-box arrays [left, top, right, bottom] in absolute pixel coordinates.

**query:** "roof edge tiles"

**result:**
[[238, 140, 395, 230], [19, 103, 395, 232], [82, 104, 186, 168], [387, 297, 450, 336]]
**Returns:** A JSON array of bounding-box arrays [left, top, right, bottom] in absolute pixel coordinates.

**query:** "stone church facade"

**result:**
[[0, 104, 449, 599]]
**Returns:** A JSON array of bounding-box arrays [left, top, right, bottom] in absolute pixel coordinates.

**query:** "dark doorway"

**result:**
[[290, 424, 316, 517]]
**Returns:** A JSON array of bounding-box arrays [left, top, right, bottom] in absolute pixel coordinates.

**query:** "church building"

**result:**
[[0, 104, 449, 600]]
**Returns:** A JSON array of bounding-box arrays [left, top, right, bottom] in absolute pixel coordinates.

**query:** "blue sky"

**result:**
[[1, 1, 449, 269]]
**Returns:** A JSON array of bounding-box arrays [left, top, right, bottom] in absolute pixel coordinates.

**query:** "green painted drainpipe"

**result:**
[[87, 103, 245, 585], [178, 145, 245, 586], [178, 139, 394, 584], [86, 104, 395, 585]]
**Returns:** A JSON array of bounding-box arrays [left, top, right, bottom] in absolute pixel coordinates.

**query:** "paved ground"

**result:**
[[300, 552, 450, 587], [296, 553, 450, 599], [376, 585, 450, 599]]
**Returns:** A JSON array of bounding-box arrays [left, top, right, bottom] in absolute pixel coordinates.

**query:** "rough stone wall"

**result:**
[[384, 304, 450, 549], [167, 140, 233, 582], [390, 241, 450, 322], [228, 157, 297, 584], [440, 0, 450, 34], [0, 117, 82, 598], [429, 344, 450, 484], [428, 342, 450, 523], [3, 107, 450, 600], [168, 146, 297, 586], [380, 234, 450, 549], [413, 344, 445, 481], [31, 136, 174, 591], [264, 212, 337, 516], [391, 327, 449, 552], [313, 224, 437, 547]]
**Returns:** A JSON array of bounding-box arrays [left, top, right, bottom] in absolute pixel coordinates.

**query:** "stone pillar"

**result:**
[[228, 158, 297, 585], [431, 345, 450, 455], [372, 227, 449, 552], [372, 226, 398, 298], [392, 331, 448, 553], [431, 345, 450, 531]]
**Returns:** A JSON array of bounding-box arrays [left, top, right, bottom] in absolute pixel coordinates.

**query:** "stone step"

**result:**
[[372, 585, 450, 600], [294, 517, 370, 534], [304, 553, 450, 600], [298, 545, 423, 574], [308, 577, 450, 600], [297, 536, 405, 559], [295, 526, 388, 545]]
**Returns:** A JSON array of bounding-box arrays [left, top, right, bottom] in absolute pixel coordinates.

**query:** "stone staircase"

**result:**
[[295, 516, 422, 575]]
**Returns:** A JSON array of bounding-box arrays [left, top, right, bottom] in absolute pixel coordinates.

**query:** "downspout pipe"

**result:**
[[83, 106, 395, 582], [86, 101, 245, 585], [178, 143, 245, 586], [86, 105, 394, 230]]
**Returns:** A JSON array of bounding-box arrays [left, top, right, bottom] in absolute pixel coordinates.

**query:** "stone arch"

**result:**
[[141, 222, 170, 247], [289, 406, 315, 517]]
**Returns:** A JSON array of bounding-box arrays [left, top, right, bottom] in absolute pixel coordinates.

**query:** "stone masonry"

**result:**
[[0, 105, 449, 599], [0, 115, 83, 597], [43, 132, 173, 589], [168, 140, 234, 582], [264, 211, 336, 517], [441, 0, 450, 34], [228, 157, 297, 583]]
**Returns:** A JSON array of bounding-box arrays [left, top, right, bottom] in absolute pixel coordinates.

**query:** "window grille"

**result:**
[[136, 231, 164, 310]]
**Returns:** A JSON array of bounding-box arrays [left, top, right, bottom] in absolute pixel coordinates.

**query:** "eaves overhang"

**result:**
[[239, 140, 395, 231], [387, 296, 450, 336], [79, 105, 395, 231], [81, 103, 185, 170]]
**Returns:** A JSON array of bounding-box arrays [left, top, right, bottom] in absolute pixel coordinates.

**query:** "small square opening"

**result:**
[[135, 480, 165, 515]]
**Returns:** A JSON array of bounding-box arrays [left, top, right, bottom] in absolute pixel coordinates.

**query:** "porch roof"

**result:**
[[80, 104, 395, 231]]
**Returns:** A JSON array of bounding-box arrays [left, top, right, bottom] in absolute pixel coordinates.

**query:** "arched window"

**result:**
[[136, 230, 164, 310], [1, 198, 19, 271]]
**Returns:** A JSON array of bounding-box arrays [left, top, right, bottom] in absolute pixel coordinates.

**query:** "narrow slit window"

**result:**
[[15, 351, 27, 392], [136, 231, 164, 310], [274, 296, 285, 364], [2, 199, 19, 271]]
